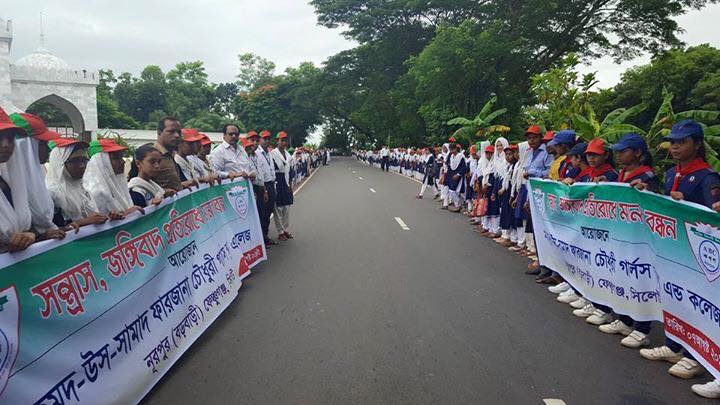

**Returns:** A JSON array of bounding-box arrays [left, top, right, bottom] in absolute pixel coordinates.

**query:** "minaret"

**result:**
[[0, 19, 14, 110]]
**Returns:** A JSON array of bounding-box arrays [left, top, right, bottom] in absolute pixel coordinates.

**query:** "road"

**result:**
[[143, 157, 711, 404]]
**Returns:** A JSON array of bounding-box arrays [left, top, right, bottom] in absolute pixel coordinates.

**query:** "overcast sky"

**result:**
[[5, 1, 720, 90]]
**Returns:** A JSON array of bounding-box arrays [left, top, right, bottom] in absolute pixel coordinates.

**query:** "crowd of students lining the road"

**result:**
[[0, 106, 331, 254], [353, 121, 720, 399]]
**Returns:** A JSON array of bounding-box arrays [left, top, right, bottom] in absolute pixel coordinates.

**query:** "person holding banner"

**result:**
[[258, 130, 278, 246], [9, 113, 66, 241], [209, 124, 252, 181], [639, 120, 720, 386], [46, 138, 113, 230], [593, 134, 659, 347], [84, 139, 142, 218], [128, 144, 177, 208], [0, 107, 34, 252], [522, 126, 552, 272]]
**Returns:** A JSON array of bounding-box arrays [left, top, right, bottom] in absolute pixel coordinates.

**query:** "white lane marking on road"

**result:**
[[352, 171, 356, 174], [394, 217, 410, 231], [543, 399, 567, 405], [369, 188, 376, 193], [358, 176, 364, 180]]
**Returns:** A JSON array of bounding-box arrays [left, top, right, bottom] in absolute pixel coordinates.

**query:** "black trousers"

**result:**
[[263, 181, 276, 239], [381, 156, 389, 171], [253, 185, 267, 240]]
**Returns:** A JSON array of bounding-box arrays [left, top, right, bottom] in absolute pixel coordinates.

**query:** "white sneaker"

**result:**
[[548, 282, 570, 294], [558, 291, 579, 304], [692, 379, 720, 399], [639, 346, 683, 363], [586, 309, 612, 325], [621, 330, 650, 348], [570, 297, 589, 309], [599, 320, 633, 335], [573, 303, 595, 318], [669, 357, 704, 379]]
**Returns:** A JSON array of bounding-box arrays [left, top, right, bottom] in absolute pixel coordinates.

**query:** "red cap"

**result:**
[[542, 131, 555, 143], [241, 137, 254, 148], [181, 128, 203, 142], [448, 136, 456, 143], [0, 108, 25, 135], [88, 138, 127, 157], [505, 144, 519, 151], [14, 113, 60, 141], [585, 138, 607, 155], [199, 133, 212, 146], [469, 145, 477, 154], [260, 130, 271, 138], [277, 131, 288, 139], [485, 145, 495, 153], [525, 125, 542, 136], [50, 137, 89, 149], [247, 131, 259, 139]]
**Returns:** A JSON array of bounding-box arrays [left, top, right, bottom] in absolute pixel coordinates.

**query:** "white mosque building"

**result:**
[[0, 18, 99, 138]]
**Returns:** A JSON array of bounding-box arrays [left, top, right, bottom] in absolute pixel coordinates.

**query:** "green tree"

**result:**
[[446, 96, 509, 146], [165, 61, 214, 122], [236, 53, 276, 91]]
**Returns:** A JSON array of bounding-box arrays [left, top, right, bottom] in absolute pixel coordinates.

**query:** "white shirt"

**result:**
[[208, 141, 251, 179], [257, 147, 276, 182], [380, 148, 389, 157], [271, 148, 292, 184]]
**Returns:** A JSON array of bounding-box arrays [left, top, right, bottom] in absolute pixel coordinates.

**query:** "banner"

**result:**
[[529, 178, 720, 379], [0, 179, 266, 404]]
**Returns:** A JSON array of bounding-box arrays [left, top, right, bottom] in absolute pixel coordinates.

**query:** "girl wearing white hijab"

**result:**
[[9, 112, 63, 236], [438, 143, 450, 203], [83, 139, 137, 216], [509, 142, 531, 250], [481, 137, 508, 237], [417, 148, 437, 198], [46, 138, 110, 229], [443, 143, 467, 212], [470, 141, 491, 225], [0, 109, 34, 252]]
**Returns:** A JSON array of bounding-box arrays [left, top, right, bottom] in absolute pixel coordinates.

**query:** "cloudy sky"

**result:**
[[5, 1, 720, 89]]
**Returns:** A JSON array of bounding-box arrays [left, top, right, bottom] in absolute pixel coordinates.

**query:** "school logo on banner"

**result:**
[[532, 188, 546, 217], [686, 222, 720, 283], [0, 286, 19, 395], [226, 185, 249, 220]]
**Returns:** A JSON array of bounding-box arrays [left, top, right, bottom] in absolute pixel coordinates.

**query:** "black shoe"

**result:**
[[525, 268, 541, 275], [534, 268, 553, 280]]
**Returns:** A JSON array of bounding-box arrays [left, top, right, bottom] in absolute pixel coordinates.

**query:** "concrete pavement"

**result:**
[[143, 157, 712, 404]]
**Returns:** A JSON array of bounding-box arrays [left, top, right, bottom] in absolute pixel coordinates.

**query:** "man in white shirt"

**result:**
[[252, 130, 277, 245], [209, 124, 253, 181], [380, 146, 390, 172]]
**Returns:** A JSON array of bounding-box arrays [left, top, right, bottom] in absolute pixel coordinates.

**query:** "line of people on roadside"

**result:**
[[0, 106, 312, 254], [354, 120, 720, 399]]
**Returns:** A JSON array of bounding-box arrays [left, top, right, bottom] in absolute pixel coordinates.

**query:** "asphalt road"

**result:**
[[143, 157, 713, 405]]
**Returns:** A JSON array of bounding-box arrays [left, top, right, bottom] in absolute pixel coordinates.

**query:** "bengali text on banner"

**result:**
[[529, 178, 720, 380], [0, 179, 266, 404]]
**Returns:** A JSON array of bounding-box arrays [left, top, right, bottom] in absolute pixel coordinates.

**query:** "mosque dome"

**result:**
[[14, 47, 70, 70]]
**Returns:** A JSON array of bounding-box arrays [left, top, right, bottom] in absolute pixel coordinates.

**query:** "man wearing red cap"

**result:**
[[257, 130, 277, 245], [521, 125, 553, 273]]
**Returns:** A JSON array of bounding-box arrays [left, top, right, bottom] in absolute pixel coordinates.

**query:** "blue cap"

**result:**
[[664, 120, 704, 141], [567, 142, 588, 156], [611, 133, 648, 152], [548, 130, 576, 147]]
